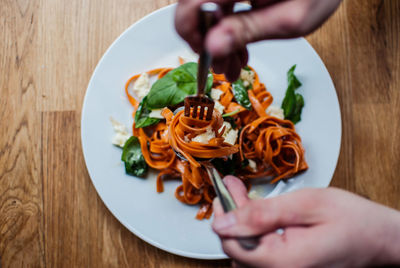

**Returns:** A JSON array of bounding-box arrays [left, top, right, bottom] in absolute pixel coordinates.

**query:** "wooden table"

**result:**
[[0, 0, 399, 266]]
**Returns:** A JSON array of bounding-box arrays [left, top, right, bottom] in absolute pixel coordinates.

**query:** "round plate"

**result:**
[[81, 3, 341, 260]]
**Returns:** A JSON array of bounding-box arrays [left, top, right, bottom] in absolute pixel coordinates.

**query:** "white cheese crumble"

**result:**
[[184, 135, 190, 143], [148, 108, 164, 119], [266, 105, 284, 120], [220, 121, 238, 145], [210, 88, 224, 101], [110, 117, 130, 148], [132, 73, 150, 100], [191, 127, 215, 144], [248, 190, 263, 200], [214, 100, 225, 114], [248, 159, 257, 172], [240, 69, 255, 87], [189, 122, 238, 145]]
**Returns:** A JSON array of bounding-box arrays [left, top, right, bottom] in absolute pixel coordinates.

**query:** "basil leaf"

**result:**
[[243, 66, 251, 71], [134, 96, 161, 128], [281, 65, 304, 124], [232, 79, 252, 110], [121, 136, 148, 177], [282, 83, 296, 118], [290, 94, 304, 124], [146, 62, 213, 109], [287, 65, 302, 89]]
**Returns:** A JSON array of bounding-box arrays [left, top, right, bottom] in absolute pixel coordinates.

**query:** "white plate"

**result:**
[[81, 3, 341, 260]]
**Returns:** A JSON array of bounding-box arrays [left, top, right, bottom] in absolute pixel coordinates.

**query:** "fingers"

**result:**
[[213, 189, 321, 237], [213, 197, 224, 217], [220, 227, 318, 267], [211, 48, 248, 82], [205, 0, 317, 57], [175, 0, 238, 53], [175, 0, 206, 52], [212, 175, 249, 219], [220, 232, 285, 267], [224, 54, 242, 82], [223, 175, 249, 207]]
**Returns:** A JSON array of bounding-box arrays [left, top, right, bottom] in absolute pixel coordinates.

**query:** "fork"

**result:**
[[184, 3, 220, 121]]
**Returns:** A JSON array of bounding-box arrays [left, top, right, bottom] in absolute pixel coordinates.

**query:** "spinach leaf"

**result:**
[[146, 62, 213, 109], [121, 136, 148, 177], [241, 158, 249, 168], [134, 96, 161, 128], [281, 65, 304, 124], [223, 116, 237, 129], [211, 157, 236, 176], [232, 79, 252, 110]]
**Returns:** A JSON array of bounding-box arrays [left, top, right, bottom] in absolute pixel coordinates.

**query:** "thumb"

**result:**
[[212, 188, 320, 237], [205, 1, 309, 57]]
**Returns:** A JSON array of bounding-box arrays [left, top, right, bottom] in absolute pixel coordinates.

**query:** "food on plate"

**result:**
[[161, 108, 239, 168], [281, 65, 305, 124], [115, 59, 307, 219]]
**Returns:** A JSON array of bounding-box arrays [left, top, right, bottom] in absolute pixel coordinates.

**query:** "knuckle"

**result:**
[[220, 15, 257, 47], [278, 6, 308, 36]]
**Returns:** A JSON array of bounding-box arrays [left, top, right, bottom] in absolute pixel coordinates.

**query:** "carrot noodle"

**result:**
[[124, 63, 308, 219], [163, 108, 239, 168]]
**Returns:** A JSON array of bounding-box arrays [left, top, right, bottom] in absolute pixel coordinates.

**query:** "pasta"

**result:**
[[123, 60, 308, 219]]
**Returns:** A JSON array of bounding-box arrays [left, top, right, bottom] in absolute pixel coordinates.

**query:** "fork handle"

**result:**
[[204, 164, 260, 250], [199, 3, 221, 36], [197, 3, 221, 96]]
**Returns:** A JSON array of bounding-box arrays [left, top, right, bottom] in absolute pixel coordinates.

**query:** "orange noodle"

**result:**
[[124, 61, 308, 219]]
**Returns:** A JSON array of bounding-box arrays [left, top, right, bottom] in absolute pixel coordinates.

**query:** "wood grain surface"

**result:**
[[0, 0, 399, 267]]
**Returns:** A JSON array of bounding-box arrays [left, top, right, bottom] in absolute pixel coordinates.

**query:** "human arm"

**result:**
[[212, 176, 400, 267]]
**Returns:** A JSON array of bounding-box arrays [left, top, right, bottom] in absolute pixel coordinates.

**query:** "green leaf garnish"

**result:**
[[281, 65, 304, 124], [146, 62, 213, 109], [121, 136, 148, 177], [222, 109, 241, 118], [232, 79, 252, 110], [134, 96, 161, 128]]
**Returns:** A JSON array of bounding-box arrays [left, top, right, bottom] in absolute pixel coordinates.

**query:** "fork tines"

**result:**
[[184, 96, 215, 120]]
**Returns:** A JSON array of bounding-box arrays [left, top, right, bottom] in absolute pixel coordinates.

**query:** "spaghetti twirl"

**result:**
[[123, 61, 308, 219]]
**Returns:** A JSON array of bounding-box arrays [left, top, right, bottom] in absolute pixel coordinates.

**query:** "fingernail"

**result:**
[[213, 213, 236, 231], [208, 32, 233, 56]]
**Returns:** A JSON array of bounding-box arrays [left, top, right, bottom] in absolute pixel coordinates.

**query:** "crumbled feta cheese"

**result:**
[[219, 121, 238, 145], [214, 100, 225, 114], [266, 105, 284, 120], [248, 159, 257, 172], [132, 73, 150, 99], [192, 127, 215, 144], [240, 69, 255, 87], [224, 128, 238, 145], [110, 117, 130, 148], [184, 135, 190, 143], [190, 121, 238, 145], [148, 109, 164, 119], [211, 88, 224, 101]]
